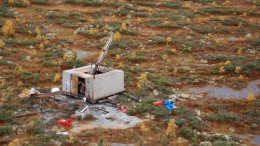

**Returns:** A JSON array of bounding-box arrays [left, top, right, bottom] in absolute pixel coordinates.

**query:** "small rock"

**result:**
[[25, 56, 31, 61], [229, 127, 235, 133], [29, 45, 34, 49], [0, 56, 3, 59], [200, 59, 208, 64], [153, 90, 159, 96], [196, 95, 204, 99], [245, 33, 252, 38], [195, 109, 201, 116], [180, 93, 190, 99], [191, 97, 198, 100], [249, 49, 256, 54], [169, 94, 177, 99], [145, 113, 155, 120], [200, 141, 212, 146]]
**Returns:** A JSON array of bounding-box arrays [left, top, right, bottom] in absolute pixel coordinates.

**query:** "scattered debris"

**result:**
[[56, 132, 69, 136], [164, 99, 176, 110], [75, 105, 90, 120], [51, 87, 60, 93], [118, 105, 128, 113], [18, 88, 41, 98], [153, 100, 163, 106], [58, 118, 73, 128]]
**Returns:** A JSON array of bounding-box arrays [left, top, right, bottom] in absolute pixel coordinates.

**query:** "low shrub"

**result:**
[[208, 110, 241, 122], [0, 126, 12, 136], [0, 111, 12, 122], [0, 6, 15, 17], [3, 0, 28, 7], [20, 72, 40, 81], [62, 57, 86, 68], [31, 0, 49, 4], [179, 126, 197, 141], [213, 140, 235, 146]]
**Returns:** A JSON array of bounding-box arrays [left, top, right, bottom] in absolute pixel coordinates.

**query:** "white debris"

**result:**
[[56, 132, 69, 135], [153, 90, 159, 96], [180, 93, 190, 98], [51, 87, 60, 93]]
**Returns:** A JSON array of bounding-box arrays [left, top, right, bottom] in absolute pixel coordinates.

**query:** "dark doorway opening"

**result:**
[[78, 77, 85, 96]]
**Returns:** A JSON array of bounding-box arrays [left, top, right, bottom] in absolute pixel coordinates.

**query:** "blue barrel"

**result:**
[[164, 99, 176, 110]]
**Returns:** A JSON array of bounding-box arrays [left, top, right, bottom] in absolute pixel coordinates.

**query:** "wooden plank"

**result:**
[[71, 75, 78, 95]]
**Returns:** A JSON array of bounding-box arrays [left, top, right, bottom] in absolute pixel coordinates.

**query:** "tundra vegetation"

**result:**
[[0, 0, 259, 145]]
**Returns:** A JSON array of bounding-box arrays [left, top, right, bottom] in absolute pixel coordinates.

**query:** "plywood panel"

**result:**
[[71, 75, 78, 95]]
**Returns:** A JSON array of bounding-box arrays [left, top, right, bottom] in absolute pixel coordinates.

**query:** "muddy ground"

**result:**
[[0, 0, 259, 145]]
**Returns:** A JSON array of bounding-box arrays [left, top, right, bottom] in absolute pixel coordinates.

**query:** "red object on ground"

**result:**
[[58, 118, 73, 128], [153, 100, 163, 106], [119, 105, 129, 113], [71, 114, 76, 119]]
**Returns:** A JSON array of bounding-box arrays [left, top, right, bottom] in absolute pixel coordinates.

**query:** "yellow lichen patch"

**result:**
[[15, 64, 23, 72], [22, 0, 30, 5], [166, 37, 171, 44], [235, 66, 241, 74], [238, 75, 244, 81], [120, 22, 127, 31], [224, 60, 231, 66], [39, 43, 44, 49], [216, 75, 224, 81], [171, 48, 177, 53], [246, 91, 256, 102], [118, 62, 124, 68], [2, 20, 15, 37], [219, 66, 225, 73], [8, 0, 14, 3], [0, 39, 6, 47], [166, 118, 177, 137], [113, 31, 121, 41], [136, 82, 142, 90], [237, 48, 242, 54], [139, 73, 147, 84], [136, 73, 147, 90], [183, 1, 191, 8], [140, 123, 150, 133], [53, 73, 61, 83], [131, 52, 136, 59], [175, 137, 188, 146], [223, 1, 231, 6], [8, 138, 21, 146], [115, 54, 121, 60], [0, 79, 5, 87], [186, 18, 191, 23]]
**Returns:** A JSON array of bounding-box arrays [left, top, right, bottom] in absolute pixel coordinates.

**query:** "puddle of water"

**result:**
[[189, 80, 260, 98], [238, 133, 260, 145], [76, 50, 96, 60], [252, 135, 260, 145]]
